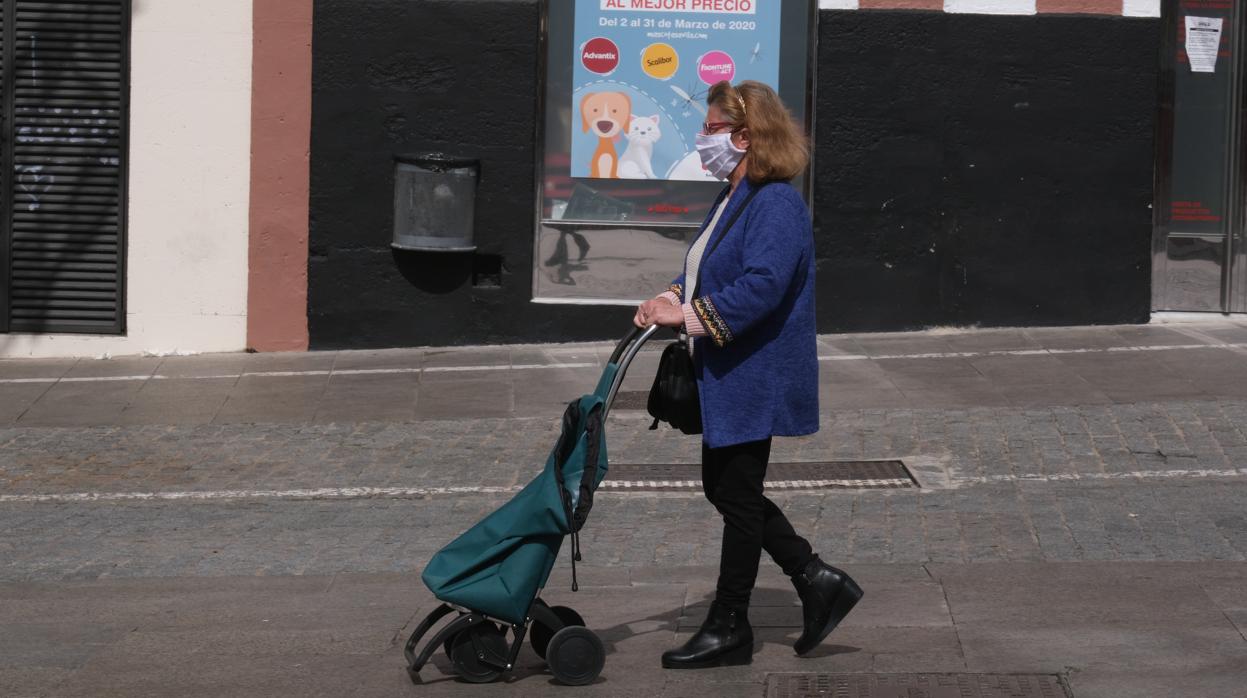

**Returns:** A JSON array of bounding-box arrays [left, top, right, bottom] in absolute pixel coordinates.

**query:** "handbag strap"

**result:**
[[693, 182, 769, 300]]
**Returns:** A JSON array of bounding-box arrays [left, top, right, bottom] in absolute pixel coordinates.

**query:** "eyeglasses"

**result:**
[[700, 121, 734, 135]]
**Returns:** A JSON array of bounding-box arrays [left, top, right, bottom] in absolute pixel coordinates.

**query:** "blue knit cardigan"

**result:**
[[668, 177, 819, 449]]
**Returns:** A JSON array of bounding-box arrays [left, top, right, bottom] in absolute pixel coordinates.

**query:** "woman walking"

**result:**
[[633, 80, 862, 668]]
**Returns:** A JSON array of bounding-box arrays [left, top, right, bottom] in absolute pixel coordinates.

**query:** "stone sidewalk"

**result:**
[[4, 562, 1245, 697], [2, 320, 1247, 427], [2, 319, 1247, 696]]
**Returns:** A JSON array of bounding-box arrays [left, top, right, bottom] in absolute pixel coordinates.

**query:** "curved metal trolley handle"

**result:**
[[603, 324, 664, 420]]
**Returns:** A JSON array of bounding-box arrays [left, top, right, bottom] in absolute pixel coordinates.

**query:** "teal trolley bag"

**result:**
[[404, 325, 661, 686]]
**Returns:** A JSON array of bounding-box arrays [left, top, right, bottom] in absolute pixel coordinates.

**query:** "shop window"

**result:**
[[533, 0, 815, 304]]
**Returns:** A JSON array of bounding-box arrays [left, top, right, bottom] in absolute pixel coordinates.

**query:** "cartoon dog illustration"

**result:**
[[579, 91, 632, 179]]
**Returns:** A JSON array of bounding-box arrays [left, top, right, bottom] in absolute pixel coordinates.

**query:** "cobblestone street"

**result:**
[[3, 321, 1247, 696]]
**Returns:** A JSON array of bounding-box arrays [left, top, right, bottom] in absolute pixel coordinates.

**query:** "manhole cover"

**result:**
[[766, 673, 1070, 698], [603, 461, 917, 491], [611, 390, 650, 411]]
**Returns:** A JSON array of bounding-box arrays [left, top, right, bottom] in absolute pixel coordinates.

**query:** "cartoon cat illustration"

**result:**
[[617, 115, 661, 179]]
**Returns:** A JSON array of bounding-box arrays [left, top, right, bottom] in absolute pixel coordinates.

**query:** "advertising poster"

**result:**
[[570, 0, 782, 182]]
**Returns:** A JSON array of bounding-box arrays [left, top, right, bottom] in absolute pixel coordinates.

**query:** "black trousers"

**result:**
[[702, 437, 815, 606]]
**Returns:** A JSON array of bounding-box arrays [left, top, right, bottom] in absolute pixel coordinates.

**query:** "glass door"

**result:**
[[1154, 0, 1245, 313]]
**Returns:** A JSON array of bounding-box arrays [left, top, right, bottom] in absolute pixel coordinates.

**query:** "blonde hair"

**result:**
[[707, 80, 808, 183]]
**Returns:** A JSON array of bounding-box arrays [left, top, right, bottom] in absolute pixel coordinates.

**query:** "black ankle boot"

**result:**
[[791, 557, 863, 655], [661, 600, 754, 669]]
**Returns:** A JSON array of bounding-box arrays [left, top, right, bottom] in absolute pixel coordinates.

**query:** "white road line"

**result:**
[[2, 466, 1247, 503], [960, 467, 1246, 484], [328, 368, 424, 376], [0, 485, 527, 503], [14, 468, 1242, 506], [10, 469, 1235, 505], [0, 479, 917, 504], [4, 343, 1247, 386], [817, 342, 1247, 362], [0, 362, 601, 385], [425, 363, 597, 373], [58, 375, 157, 383]]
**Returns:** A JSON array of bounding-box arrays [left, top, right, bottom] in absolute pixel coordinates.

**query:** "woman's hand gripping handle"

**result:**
[[633, 296, 684, 329]]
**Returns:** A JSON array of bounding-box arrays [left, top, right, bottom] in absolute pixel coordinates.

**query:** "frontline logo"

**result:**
[[697, 50, 736, 84]]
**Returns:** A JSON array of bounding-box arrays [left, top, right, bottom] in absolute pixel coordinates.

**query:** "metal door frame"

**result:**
[[1232, 4, 1247, 312], [1153, 0, 1246, 313]]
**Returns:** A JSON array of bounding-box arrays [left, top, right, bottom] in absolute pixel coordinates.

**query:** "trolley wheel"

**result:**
[[443, 620, 506, 658], [546, 626, 605, 686], [444, 621, 504, 660], [448, 624, 508, 684], [530, 605, 586, 659]]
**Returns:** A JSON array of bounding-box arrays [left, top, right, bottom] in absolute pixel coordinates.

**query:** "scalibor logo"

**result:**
[[641, 43, 679, 80]]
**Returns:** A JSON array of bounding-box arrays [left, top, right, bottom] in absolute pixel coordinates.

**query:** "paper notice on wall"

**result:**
[[1184, 16, 1223, 73]]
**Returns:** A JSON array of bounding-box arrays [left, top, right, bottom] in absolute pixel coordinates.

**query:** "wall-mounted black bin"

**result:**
[[392, 154, 479, 252]]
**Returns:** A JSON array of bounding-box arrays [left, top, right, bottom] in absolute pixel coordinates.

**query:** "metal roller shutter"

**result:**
[[1, 0, 129, 334]]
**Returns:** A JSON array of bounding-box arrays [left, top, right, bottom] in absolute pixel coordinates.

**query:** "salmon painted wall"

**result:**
[[247, 0, 312, 352]]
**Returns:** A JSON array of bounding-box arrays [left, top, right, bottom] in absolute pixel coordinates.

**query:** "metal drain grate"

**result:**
[[610, 390, 651, 411], [603, 460, 917, 491], [766, 673, 1071, 698]]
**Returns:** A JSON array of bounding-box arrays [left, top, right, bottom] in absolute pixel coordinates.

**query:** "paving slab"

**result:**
[[314, 373, 420, 424], [513, 366, 606, 417], [1188, 323, 1247, 343], [899, 386, 1012, 408], [853, 334, 956, 357], [154, 353, 259, 378], [415, 378, 514, 419], [874, 358, 987, 387], [116, 377, 236, 425], [0, 357, 78, 380], [61, 356, 161, 380], [0, 383, 52, 422], [997, 381, 1113, 408], [965, 354, 1071, 382], [816, 335, 866, 357], [330, 348, 425, 371], [16, 381, 142, 427], [1066, 669, 1247, 698], [422, 347, 511, 369], [510, 346, 603, 367], [212, 374, 330, 424], [941, 329, 1043, 353], [235, 351, 337, 374], [1024, 327, 1147, 350], [1109, 324, 1199, 347], [929, 562, 1247, 682]]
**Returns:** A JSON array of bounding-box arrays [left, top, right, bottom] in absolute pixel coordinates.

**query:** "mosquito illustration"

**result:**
[[669, 83, 708, 118], [749, 42, 763, 64]]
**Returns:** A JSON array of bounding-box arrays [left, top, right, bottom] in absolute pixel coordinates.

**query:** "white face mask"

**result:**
[[695, 131, 747, 181]]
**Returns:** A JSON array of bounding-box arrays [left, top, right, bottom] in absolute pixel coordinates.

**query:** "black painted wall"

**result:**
[[815, 12, 1159, 332], [309, 3, 1160, 349]]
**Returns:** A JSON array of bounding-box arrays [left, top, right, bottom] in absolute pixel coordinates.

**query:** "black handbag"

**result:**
[[646, 184, 768, 435], [647, 333, 703, 434]]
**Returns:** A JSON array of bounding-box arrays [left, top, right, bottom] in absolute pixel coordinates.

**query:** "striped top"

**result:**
[[684, 197, 731, 302]]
